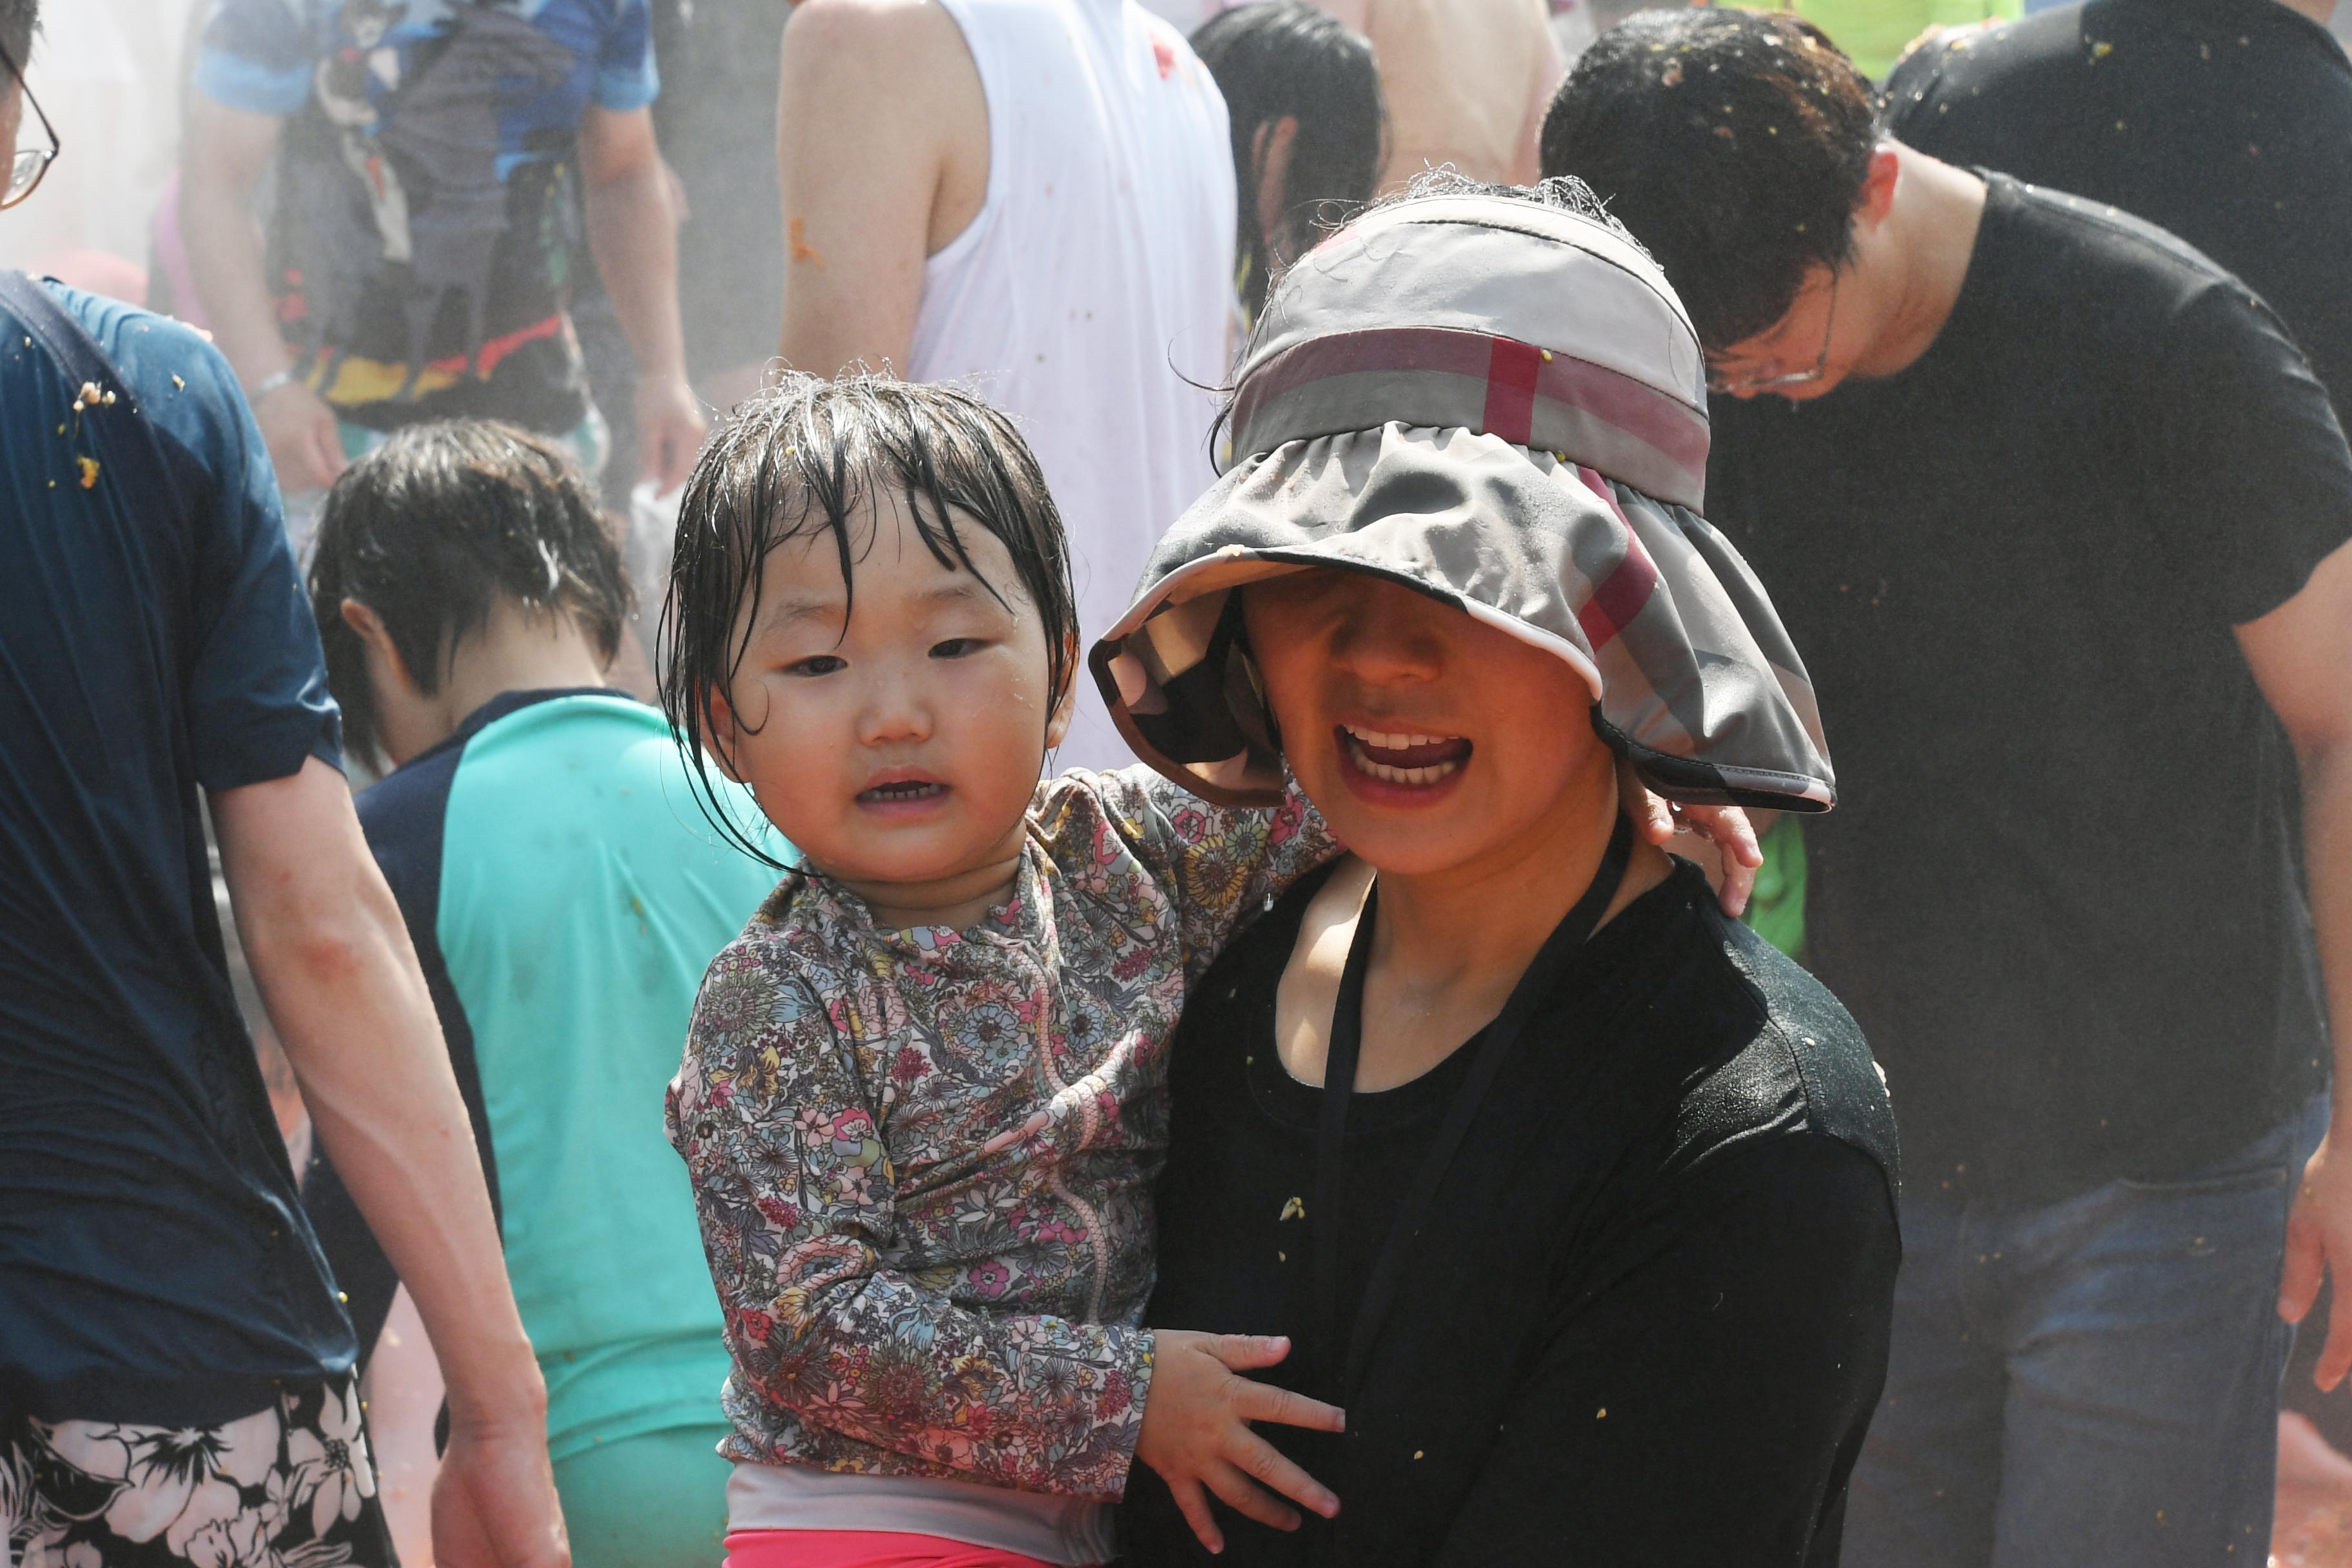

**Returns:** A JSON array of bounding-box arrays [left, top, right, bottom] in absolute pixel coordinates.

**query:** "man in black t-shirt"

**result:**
[[1545, 12, 2352, 1565], [1885, 0, 2352, 487]]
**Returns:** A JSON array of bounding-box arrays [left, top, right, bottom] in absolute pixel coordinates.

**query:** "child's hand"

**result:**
[[1135, 1331, 1345, 1554], [1620, 761, 1763, 917]]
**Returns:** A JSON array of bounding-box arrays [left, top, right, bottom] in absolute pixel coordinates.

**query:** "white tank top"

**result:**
[[912, 0, 1237, 770]]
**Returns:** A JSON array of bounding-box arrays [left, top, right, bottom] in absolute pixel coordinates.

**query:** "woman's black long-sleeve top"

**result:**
[[1121, 860, 1901, 1567]]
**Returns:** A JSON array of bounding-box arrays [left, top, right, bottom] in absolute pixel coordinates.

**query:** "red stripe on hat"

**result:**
[[1481, 337, 1544, 446], [1574, 497, 1661, 651]]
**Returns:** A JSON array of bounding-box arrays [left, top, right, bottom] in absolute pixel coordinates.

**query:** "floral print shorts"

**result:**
[[1, 1380, 391, 1568]]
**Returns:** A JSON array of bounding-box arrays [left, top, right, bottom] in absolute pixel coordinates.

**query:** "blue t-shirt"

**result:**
[[306, 689, 780, 1459], [194, 0, 659, 435], [0, 279, 348, 1424]]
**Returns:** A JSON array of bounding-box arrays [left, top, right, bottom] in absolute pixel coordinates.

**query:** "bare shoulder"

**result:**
[[783, 0, 971, 76], [778, 0, 986, 250]]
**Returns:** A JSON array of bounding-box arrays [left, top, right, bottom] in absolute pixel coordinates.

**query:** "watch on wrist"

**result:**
[[249, 368, 299, 404]]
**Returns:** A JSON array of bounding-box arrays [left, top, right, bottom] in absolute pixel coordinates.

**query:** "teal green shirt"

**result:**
[[319, 689, 782, 1460]]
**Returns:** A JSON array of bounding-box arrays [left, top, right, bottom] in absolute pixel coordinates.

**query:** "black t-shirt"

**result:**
[[1705, 175, 2350, 1199], [1886, 0, 2352, 429], [1122, 861, 1900, 1568]]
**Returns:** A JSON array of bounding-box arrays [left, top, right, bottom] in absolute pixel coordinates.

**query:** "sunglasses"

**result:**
[[1, 37, 59, 211]]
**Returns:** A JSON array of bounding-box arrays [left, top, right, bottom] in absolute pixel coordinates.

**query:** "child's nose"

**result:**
[[856, 665, 935, 745]]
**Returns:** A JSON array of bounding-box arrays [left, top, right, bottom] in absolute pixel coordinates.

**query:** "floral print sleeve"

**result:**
[[1062, 768, 1341, 983], [667, 932, 1152, 1499]]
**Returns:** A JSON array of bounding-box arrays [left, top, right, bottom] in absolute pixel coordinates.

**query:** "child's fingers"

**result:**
[[1170, 1476, 1227, 1555], [1233, 1378, 1346, 1435], [1205, 1459, 1306, 1534], [1206, 1333, 1293, 1372], [1226, 1429, 1340, 1519]]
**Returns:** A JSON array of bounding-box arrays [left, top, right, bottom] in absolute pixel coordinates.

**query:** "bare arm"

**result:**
[[772, 0, 985, 378], [579, 104, 706, 490], [211, 758, 567, 1568], [2247, 541, 2352, 1387], [181, 97, 348, 494]]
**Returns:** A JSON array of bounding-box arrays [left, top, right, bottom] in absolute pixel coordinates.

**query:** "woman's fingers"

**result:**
[[1716, 850, 1757, 919], [1168, 1476, 1228, 1556], [1707, 803, 1763, 868], [1205, 1458, 1306, 1534], [1227, 1428, 1340, 1518], [1233, 1378, 1346, 1435]]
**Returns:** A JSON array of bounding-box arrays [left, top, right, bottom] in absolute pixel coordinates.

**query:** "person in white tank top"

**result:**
[[772, 0, 1235, 773]]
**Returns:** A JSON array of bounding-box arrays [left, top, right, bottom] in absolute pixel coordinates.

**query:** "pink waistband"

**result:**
[[723, 1529, 1067, 1568]]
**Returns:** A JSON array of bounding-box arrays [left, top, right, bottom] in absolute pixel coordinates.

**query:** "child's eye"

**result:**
[[930, 638, 986, 660], [786, 654, 847, 677]]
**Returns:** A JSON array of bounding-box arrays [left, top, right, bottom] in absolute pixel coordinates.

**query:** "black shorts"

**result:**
[[2, 1378, 396, 1567]]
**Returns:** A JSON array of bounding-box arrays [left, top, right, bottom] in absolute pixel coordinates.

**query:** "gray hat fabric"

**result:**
[[1090, 188, 1836, 812]]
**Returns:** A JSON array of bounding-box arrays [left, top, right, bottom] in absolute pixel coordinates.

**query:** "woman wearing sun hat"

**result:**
[[1098, 177, 1899, 1566]]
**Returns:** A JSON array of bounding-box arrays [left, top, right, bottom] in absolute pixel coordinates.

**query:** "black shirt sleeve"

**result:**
[[1433, 1133, 1899, 1568], [2145, 273, 2352, 629]]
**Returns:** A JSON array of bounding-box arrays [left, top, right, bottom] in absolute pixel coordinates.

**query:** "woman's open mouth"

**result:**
[[1338, 724, 1471, 787]]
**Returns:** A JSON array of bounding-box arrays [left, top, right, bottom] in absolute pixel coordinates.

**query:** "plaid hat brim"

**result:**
[[1091, 423, 1836, 811]]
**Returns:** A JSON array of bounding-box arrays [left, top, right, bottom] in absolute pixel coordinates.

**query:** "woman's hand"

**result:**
[[1136, 1331, 1345, 1554], [1619, 763, 1763, 917]]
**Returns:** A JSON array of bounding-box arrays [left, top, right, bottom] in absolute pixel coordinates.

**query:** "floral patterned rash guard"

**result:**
[[666, 768, 1337, 1500]]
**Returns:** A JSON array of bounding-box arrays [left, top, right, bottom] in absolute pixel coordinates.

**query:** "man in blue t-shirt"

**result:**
[[0, 10, 565, 1563], [180, 0, 705, 555]]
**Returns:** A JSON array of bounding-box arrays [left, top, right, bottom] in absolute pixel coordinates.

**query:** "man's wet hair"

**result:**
[[660, 373, 1077, 868], [1, 0, 37, 73], [1538, 9, 1880, 350], [308, 420, 631, 769], [1190, 1, 1386, 322]]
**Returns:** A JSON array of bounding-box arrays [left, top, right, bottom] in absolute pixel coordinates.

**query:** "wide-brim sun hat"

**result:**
[[1089, 179, 1836, 812]]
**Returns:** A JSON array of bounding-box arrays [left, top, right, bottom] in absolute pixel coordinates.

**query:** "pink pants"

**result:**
[[722, 1531, 1068, 1568]]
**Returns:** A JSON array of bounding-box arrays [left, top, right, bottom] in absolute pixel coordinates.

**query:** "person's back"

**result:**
[[1885, 0, 2352, 433], [0, 276, 353, 1427], [299, 422, 781, 1567], [1346, 0, 1558, 188], [905, 0, 1233, 766]]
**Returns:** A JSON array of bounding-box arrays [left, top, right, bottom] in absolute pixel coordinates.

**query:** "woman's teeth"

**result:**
[[1340, 725, 1467, 787]]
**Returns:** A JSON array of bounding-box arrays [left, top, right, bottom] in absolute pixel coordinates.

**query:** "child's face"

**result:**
[[1242, 569, 1612, 877], [709, 495, 1070, 900]]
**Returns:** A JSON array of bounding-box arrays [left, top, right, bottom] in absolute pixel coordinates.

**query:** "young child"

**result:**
[[661, 375, 1356, 1568]]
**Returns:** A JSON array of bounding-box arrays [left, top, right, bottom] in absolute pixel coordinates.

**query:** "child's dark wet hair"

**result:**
[[309, 419, 630, 769], [660, 372, 1078, 867]]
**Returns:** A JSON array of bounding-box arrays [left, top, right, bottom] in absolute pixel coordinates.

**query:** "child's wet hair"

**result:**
[[661, 371, 1078, 868], [308, 419, 631, 770]]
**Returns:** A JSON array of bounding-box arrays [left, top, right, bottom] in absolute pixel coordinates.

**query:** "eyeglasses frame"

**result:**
[[1706, 266, 1842, 397], [0, 35, 59, 211]]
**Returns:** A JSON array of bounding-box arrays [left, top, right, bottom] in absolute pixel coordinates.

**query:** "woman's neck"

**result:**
[[1369, 775, 1665, 1002], [1277, 765, 1673, 1093]]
